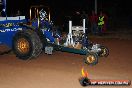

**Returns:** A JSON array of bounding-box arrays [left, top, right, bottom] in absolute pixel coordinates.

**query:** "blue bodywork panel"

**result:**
[[31, 19, 55, 43], [0, 18, 27, 48], [0, 17, 56, 48], [44, 30, 55, 43]]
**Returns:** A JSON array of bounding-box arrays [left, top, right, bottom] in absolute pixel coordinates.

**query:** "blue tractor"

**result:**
[[0, 2, 109, 65], [0, 4, 53, 59]]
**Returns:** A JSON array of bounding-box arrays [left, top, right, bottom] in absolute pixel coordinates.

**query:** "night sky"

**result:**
[[6, 0, 132, 15], [5, 0, 132, 25]]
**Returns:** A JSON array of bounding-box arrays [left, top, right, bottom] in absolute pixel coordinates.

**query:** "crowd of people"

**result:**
[[81, 10, 108, 35]]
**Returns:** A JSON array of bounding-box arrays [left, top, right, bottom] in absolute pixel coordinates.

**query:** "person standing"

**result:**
[[90, 11, 98, 35], [98, 11, 108, 34], [16, 10, 21, 16]]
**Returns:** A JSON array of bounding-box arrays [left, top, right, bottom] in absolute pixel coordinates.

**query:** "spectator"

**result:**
[[89, 10, 98, 35], [98, 11, 108, 34], [16, 10, 21, 16]]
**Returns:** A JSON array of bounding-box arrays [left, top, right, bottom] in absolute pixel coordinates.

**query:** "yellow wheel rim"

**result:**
[[101, 48, 106, 56], [87, 55, 95, 64], [17, 38, 30, 54]]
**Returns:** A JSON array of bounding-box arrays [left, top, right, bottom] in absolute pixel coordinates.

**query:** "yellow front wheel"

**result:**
[[84, 52, 98, 66], [99, 46, 109, 57]]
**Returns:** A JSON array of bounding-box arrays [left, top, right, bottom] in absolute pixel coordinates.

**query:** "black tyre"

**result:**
[[12, 30, 42, 60], [98, 45, 109, 57], [35, 29, 48, 50], [84, 52, 98, 66]]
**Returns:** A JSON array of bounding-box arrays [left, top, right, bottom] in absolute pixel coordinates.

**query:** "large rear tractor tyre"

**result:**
[[35, 30, 48, 50], [12, 30, 43, 60], [98, 45, 109, 57], [84, 52, 98, 66]]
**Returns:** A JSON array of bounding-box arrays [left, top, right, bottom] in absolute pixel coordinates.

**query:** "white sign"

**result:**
[[0, 28, 22, 32]]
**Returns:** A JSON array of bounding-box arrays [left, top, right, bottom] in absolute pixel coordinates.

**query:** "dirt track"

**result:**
[[0, 38, 132, 88]]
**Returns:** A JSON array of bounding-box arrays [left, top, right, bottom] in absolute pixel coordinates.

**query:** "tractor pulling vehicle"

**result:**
[[0, 5, 109, 66]]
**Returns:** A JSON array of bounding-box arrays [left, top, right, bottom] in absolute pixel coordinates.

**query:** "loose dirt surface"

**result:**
[[0, 38, 132, 88]]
